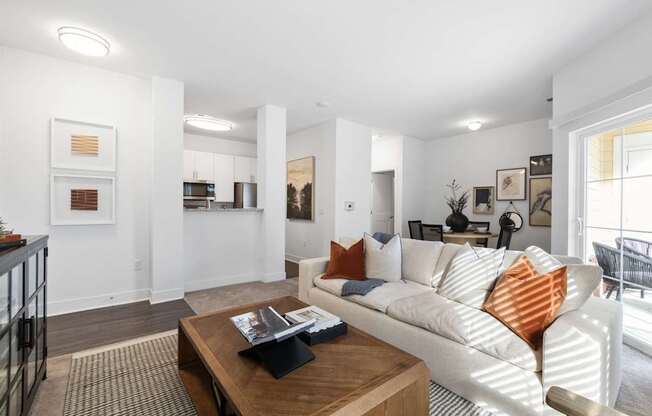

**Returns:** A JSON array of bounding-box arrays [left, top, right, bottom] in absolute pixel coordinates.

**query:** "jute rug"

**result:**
[[63, 333, 493, 416]]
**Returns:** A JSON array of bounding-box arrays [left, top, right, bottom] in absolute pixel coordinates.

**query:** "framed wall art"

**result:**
[[496, 167, 527, 201], [287, 156, 314, 221], [472, 186, 494, 214], [529, 177, 552, 227], [50, 174, 115, 225], [529, 154, 552, 176], [51, 117, 117, 172]]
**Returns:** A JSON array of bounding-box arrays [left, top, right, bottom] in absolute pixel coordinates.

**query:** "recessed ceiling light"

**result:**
[[467, 121, 482, 131], [184, 114, 233, 132], [57, 26, 110, 57]]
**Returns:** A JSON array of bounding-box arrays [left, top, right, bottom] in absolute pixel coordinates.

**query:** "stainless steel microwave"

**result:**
[[183, 181, 215, 200]]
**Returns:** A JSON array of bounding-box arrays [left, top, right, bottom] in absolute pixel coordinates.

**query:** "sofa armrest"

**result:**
[[542, 297, 622, 408], [298, 257, 329, 303]]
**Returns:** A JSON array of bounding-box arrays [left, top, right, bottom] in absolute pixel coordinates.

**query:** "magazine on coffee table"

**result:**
[[285, 305, 341, 334], [230, 306, 316, 346]]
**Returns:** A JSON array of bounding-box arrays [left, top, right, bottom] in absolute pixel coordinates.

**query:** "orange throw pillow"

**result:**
[[483, 256, 567, 349], [322, 239, 366, 280]]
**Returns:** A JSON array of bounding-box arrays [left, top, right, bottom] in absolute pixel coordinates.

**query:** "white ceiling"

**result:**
[[1, 1, 650, 140]]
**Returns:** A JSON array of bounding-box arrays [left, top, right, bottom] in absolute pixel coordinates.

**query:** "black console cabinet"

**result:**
[[0, 236, 48, 416]]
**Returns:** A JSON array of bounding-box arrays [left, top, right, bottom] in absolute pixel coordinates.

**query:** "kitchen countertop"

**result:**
[[183, 207, 263, 213]]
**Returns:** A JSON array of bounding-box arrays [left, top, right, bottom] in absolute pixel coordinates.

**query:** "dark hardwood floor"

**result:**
[[48, 299, 195, 357], [285, 260, 299, 278]]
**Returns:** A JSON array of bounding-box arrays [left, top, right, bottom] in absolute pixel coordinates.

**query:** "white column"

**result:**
[[150, 77, 185, 302], [257, 105, 287, 282]]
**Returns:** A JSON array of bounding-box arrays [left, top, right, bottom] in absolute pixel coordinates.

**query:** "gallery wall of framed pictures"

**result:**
[[50, 117, 117, 225], [468, 154, 551, 229]]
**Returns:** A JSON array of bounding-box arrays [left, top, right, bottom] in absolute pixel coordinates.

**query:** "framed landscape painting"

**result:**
[[496, 167, 527, 201], [472, 186, 494, 214], [529, 154, 552, 176], [529, 177, 552, 227], [287, 156, 314, 221]]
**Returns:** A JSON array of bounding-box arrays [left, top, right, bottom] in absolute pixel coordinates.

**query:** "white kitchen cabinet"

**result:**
[[213, 153, 235, 202], [183, 150, 196, 181], [194, 151, 214, 181], [234, 156, 257, 183], [183, 150, 215, 182]]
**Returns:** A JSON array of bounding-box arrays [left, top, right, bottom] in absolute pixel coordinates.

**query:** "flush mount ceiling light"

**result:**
[[184, 114, 233, 132], [57, 26, 110, 56], [467, 121, 483, 131]]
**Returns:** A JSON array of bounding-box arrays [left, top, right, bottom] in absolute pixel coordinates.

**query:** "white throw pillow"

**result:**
[[364, 233, 402, 282], [524, 246, 600, 316], [438, 243, 506, 309], [401, 238, 444, 286]]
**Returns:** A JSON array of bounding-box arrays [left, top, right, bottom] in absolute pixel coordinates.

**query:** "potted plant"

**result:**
[[444, 180, 470, 232]]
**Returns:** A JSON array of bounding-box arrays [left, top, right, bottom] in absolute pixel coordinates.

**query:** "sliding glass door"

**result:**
[[581, 118, 652, 353]]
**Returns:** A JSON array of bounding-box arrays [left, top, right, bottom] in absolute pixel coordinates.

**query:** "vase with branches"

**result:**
[[444, 180, 470, 232]]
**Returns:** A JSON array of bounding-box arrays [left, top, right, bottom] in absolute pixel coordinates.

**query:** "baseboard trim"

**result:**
[[263, 271, 286, 282], [149, 287, 185, 304], [285, 254, 305, 263], [47, 289, 151, 316], [184, 273, 260, 293]]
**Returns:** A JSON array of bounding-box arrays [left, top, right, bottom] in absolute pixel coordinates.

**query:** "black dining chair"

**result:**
[[496, 224, 514, 250], [408, 220, 424, 240], [422, 224, 444, 242], [468, 221, 490, 247]]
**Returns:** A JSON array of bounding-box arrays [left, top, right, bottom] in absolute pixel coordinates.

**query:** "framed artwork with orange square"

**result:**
[[51, 117, 116, 172], [50, 174, 115, 225]]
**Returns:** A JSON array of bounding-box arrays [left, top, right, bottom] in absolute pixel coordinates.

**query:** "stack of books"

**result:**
[[230, 306, 316, 346], [285, 306, 347, 345]]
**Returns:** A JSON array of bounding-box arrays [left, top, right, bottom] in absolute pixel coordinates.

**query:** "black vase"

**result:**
[[446, 212, 469, 232]]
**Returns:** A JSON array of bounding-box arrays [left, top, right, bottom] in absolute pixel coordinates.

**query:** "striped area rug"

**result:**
[[64, 333, 493, 416]]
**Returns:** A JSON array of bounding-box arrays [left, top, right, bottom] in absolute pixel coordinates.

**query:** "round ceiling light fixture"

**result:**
[[57, 26, 110, 57], [184, 114, 233, 132], [467, 121, 483, 131]]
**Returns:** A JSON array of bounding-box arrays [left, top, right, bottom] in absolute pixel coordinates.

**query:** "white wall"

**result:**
[[551, 10, 652, 254], [285, 121, 336, 260], [184, 133, 256, 157], [424, 118, 552, 252], [401, 136, 426, 237], [0, 46, 153, 314], [334, 119, 372, 239], [150, 77, 185, 303]]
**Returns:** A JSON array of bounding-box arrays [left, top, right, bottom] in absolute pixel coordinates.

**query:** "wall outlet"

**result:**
[[134, 259, 143, 271], [344, 201, 355, 211]]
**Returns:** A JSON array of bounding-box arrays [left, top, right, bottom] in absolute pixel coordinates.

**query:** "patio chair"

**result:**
[[616, 237, 652, 258], [592, 241, 652, 299]]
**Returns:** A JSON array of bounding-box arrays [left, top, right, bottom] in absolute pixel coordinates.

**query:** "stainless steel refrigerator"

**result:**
[[234, 182, 257, 208]]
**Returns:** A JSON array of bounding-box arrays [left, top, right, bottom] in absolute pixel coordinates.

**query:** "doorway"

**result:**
[[371, 171, 395, 235], [578, 116, 652, 355]]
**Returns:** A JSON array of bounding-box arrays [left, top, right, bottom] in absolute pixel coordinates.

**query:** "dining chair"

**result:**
[[408, 220, 424, 240], [468, 221, 490, 247], [422, 224, 444, 242], [496, 224, 514, 250]]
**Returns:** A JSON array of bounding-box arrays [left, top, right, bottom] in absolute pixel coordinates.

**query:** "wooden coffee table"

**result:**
[[178, 296, 429, 416]]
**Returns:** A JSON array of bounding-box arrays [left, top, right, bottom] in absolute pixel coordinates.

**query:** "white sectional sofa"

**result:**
[[298, 240, 622, 416]]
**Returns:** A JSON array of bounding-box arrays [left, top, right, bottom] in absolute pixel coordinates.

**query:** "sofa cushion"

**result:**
[[365, 233, 402, 282], [438, 243, 506, 309], [524, 246, 600, 317], [349, 280, 433, 312], [387, 292, 541, 371], [432, 243, 464, 288], [483, 256, 567, 349], [401, 238, 444, 286], [323, 239, 365, 280], [314, 274, 432, 313]]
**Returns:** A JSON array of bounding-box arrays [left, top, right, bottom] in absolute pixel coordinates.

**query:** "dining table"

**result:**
[[442, 231, 498, 246]]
